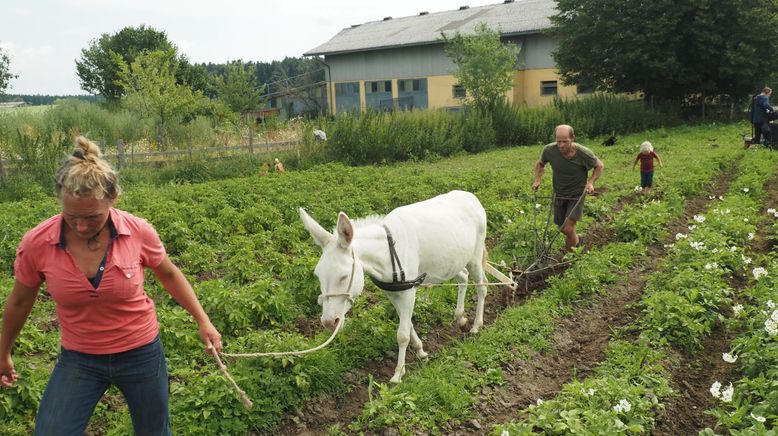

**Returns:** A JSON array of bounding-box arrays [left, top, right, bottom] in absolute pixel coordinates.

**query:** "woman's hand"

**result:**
[[199, 321, 223, 356], [0, 355, 18, 388]]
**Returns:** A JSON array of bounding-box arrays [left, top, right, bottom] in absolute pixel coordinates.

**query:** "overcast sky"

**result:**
[[1, 0, 499, 95]]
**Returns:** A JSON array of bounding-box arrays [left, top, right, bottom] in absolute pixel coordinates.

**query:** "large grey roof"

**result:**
[[305, 0, 557, 56]]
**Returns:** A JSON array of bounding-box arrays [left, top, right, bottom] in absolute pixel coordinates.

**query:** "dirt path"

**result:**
[[274, 174, 731, 435], [653, 168, 778, 435]]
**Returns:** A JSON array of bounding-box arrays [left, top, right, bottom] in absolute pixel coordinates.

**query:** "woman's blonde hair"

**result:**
[[639, 141, 654, 154], [55, 136, 121, 200]]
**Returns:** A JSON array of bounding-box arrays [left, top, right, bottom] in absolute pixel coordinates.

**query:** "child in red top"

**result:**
[[632, 141, 664, 193]]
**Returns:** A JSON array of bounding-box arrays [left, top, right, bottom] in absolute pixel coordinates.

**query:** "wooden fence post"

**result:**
[[187, 132, 193, 161], [117, 139, 125, 169], [0, 152, 5, 184], [248, 128, 254, 154]]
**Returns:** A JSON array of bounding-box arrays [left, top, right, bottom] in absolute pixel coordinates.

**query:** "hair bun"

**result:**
[[75, 135, 103, 159]]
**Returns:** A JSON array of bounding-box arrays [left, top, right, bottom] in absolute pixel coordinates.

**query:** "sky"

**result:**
[[1, 0, 499, 96]]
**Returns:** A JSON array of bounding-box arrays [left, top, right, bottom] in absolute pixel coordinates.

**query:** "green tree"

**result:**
[[213, 60, 265, 113], [76, 25, 205, 102], [551, 0, 778, 102], [0, 44, 17, 95], [442, 23, 520, 111], [117, 49, 203, 147]]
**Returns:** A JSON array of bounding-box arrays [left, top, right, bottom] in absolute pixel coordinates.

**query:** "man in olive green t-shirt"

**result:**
[[532, 124, 604, 252]]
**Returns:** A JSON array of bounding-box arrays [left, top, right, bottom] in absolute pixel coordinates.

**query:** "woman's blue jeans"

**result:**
[[34, 336, 171, 436]]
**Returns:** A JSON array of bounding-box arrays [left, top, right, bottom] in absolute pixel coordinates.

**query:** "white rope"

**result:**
[[211, 351, 253, 409], [220, 318, 343, 358], [419, 281, 515, 288], [212, 319, 344, 408]]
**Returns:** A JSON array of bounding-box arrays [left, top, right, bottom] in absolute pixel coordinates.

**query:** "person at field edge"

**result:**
[[532, 124, 604, 253], [632, 141, 664, 193], [751, 87, 774, 146], [274, 157, 285, 172], [0, 136, 223, 435]]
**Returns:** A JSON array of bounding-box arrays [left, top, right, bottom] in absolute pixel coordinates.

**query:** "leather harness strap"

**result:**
[[370, 225, 427, 292]]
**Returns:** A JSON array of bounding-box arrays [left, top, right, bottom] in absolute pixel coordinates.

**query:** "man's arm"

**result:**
[[586, 159, 604, 194], [532, 160, 545, 191]]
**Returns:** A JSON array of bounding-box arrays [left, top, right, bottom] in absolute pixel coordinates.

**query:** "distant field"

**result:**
[[0, 104, 52, 114]]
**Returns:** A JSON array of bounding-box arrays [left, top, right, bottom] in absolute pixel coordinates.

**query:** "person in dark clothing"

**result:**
[[752, 87, 774, 146]]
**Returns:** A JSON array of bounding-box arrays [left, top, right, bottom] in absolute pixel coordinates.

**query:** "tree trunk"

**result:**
[[701, 92, 706, 121]]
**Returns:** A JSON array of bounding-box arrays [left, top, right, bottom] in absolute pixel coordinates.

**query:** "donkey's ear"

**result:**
[[299, 208, 333, 248], [336, 212, 354, 248]]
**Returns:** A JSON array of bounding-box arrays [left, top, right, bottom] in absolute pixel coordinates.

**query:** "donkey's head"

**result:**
[[299, 208, 365, 330]]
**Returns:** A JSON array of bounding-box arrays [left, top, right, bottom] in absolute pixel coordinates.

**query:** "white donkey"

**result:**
[[299, 190, 488, 383]]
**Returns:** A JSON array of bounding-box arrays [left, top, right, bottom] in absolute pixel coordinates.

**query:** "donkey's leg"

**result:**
[[453, 269, 469, 328], [386, 289, 417, 383], [468, 256, 488, 334], [410, 323, 428, 359]]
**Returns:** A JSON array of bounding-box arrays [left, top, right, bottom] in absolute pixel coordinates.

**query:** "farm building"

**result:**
[[304, 0, 584, 115]]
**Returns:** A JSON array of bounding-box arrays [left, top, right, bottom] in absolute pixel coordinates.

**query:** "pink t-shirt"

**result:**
[[14, 208, 166, 354]]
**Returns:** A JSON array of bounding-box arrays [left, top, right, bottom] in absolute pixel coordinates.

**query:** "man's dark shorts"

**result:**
[[553, 195, 585, 226]]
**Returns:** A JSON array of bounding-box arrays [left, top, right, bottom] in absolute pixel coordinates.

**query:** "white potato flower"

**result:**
[[613, 399, 631, 413], [710, 381, 722, 398], [721, 383, 734, 403], [765, 319, 778, 336], [722, 352, 737, 363], [751, 412, 766, 423], [753, 267, 768, 280]]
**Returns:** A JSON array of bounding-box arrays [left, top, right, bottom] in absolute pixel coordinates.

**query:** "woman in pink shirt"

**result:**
[[0, 136, 222, 435]]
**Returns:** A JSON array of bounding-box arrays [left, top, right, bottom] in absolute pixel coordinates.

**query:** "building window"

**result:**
[[335, 82, 360, 95], [398, 79, 427, 93], [541, 81, 558, 96], [453, 85, 466, 98], [366, 80, 392, 94]]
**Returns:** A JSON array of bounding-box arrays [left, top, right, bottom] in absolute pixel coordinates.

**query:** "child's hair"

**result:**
[[639, 141, 653, 154]]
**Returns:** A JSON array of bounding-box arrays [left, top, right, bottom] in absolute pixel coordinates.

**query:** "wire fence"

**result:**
[[0, 138, 301, 182]]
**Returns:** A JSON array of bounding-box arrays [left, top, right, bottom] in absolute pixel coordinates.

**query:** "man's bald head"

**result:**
[[555, 124, 575, 140]]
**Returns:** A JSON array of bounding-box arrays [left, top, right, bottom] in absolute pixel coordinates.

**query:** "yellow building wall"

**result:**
[[427, 75, 464, 109], [518, 68, 577, 107], [328, 68, 583, 113]]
